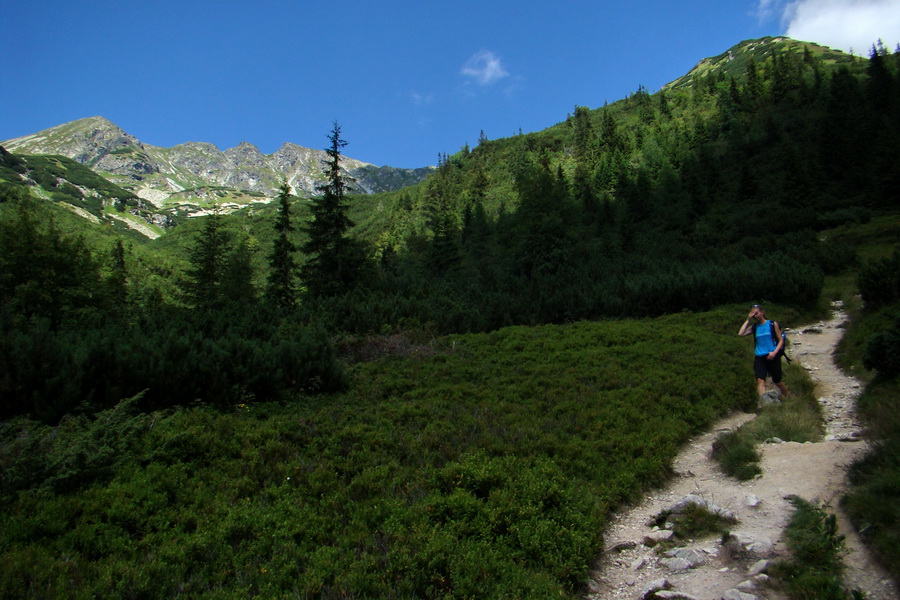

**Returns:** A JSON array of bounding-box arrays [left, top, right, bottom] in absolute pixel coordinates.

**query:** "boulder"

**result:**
[[759, 389, 782, 407]]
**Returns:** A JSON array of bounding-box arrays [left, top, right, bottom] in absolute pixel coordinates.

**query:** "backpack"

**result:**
[[755, 320, 791, 363]]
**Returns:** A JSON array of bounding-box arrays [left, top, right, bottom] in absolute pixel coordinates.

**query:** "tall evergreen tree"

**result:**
[[0, 191, 102, 326], [301, 122, 360, 296], [106, 238, 129, 313], [224, 234, 259, 307], [422, 157, 464, 275], [266, 183, 298, 309], [184, 211, 229, 310], [745, 60, 762, 107]]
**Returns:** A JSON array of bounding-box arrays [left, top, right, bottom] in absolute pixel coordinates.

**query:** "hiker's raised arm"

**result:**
[[738, 310, 756, 336]]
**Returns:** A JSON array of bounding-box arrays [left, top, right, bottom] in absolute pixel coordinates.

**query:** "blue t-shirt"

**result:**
[[754, 321, 778, 356]]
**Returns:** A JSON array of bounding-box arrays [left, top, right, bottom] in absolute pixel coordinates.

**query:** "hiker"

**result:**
[[738, 304, 789, 398]]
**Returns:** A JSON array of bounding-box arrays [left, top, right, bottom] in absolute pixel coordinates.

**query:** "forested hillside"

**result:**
[[2, 36, 900, 599], [328, 37, 897, 330], [2, 37, 899, 421]]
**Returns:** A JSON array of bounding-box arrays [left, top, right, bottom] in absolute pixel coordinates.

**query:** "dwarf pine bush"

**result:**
[[0, 310, 752, 598]]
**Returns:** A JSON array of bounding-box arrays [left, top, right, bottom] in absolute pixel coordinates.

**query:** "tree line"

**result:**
[[2, 42, 898, 421]]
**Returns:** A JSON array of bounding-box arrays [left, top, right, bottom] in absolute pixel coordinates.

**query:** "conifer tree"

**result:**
[[425, 161, 460, 274], [301, 122, 360, 296], [106, 238, 128, 312], [224, 234, 258, 307], [184, 211, 229, 310], [745, 60, 762, 107], [0, 191, 102, 326], [266, 183, 298, 309]]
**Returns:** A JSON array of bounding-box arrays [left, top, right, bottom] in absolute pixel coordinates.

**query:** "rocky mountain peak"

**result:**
[[1, 117, 434, 226], [3, 116, 142, 160], [224, 141, 266, 166]]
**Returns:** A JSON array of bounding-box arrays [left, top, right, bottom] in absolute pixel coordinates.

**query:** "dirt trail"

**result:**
[[586, 302, 897, 600]]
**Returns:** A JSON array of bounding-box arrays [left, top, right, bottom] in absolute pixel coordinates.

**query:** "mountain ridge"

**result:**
[[0, 37, 867, 241], [1, 116, 435, 211]]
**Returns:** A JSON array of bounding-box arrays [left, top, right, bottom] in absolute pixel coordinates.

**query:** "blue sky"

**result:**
[[2, 1, 898, 168]]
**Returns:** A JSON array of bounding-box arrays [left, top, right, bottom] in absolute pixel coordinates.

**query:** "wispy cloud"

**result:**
[[756, 0, 900, 53], [754, 0, 784, 21], [461, 50, 509, 86], [411, 91, 435, 106]]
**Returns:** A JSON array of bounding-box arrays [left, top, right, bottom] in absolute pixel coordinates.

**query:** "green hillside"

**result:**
[[1, 36, 900, 599], [0, 147, 165, 240]]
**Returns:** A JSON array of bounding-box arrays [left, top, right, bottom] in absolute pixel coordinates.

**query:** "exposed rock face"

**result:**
[[2, 117, 433, 206]]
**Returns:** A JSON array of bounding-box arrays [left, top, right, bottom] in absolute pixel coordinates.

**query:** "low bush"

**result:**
[[652, 502, 738, 541], [771, 496, 862, 600], [712, 430, 762, 480], [857, 249, 900, 308], [862, 312, 900, 377], [0, 310, 751, 598], [842, 378, 900, 579], [0, 309, 346, 423]]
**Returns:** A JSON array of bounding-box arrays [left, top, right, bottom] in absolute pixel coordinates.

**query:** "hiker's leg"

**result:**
[[754, 356, 768, 396], [770, 357, 786, 397]]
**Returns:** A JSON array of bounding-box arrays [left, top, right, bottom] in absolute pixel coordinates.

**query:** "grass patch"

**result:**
[[712, 360, 822, 480], [771, 496, 863, 600], [712, 430, 762, 480], [842, 377, 900, 580], [653, 502, 738, 542], [740, 368, 823, 444]]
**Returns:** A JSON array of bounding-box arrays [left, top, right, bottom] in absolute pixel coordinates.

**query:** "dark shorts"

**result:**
[[754, 355, 783, 383]]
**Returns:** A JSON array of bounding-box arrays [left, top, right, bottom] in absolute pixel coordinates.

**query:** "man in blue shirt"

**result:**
[[738, 304, 789, 399]]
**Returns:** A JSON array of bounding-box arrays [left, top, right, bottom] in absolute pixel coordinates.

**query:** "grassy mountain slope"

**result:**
[[0, 146, 164, 240], [664, 36, 861, 90], [2, 117, 435, 225], [2, 35, 900, 600]]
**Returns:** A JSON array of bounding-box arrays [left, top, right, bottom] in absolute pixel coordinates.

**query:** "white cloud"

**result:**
[[411, 92, 434, 106], [461, 50, 509, 86], [755, 0, 784, 21], [757, 0, 900, 54]]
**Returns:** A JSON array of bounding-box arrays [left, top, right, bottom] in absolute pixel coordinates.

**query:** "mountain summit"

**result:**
[[1, 117, 434, 211]]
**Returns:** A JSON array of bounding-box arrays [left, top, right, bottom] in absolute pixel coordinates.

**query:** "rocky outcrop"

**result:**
[[2, 117, 433, 207]]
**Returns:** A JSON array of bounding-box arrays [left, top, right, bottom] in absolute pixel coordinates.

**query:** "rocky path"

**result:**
[[586, 302, 897, 600]]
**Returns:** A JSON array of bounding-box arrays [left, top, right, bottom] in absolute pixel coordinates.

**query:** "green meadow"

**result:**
[[1, 309, 755, 599]]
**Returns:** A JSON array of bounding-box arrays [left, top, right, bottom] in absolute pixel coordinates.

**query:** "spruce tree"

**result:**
[[301, 122, 359, 296], [425, 161, 460, 275], [106, 238, 128, 313], [184, 211, 229, 310], [224, 234, 258, 308], [265, 183, 298, 309]]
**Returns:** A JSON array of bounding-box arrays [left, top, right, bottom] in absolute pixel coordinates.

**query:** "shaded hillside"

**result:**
[[277, 37, 894, 333], [2, 36, 898, 337]]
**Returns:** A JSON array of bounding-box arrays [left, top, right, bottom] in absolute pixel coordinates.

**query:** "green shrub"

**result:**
[[857, 248, 900, 308], [863, 312, 900, 377], [0, 311, 752, 598], [771, 497, 861, 600], [0, 301, 346, 422], [653, 502, 738, 541], [0, 394, 151, 498], [711, 430, 762, 480], [843, 378, 900, 580]]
